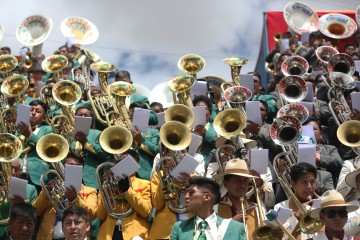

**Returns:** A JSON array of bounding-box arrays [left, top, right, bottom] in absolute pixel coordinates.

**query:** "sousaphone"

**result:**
[[16, 15, 53, 55], [60, 17, 99, 45], [283, 2, 319, 34], [319, 13, 357, 39]]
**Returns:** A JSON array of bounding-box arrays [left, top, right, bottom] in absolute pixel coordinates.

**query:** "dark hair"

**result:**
[[58, 45, 69, 51], [62, 205, 89, 223], [29, 100, 49, 113], [129, 101, 148, 110], [309, 31, 322, 41], [115, 70, 131, 80], [247, 71, 262, 81], [188, 176, 221, 205], [10, 203, 37, 223], [290, 162, 317, 183], [193, 95, 212, 115], [1, 47, 11, 54], [258, 100, 268, 112], [353, 71, 360, 78], [345, 43, 355, 49], [150, 102, 164, 111], [65, 151, 84, 166], [304, 117, 320, 127]]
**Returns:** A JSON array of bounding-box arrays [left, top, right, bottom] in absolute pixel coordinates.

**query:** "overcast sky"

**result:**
[[1, 0, 358, 100]]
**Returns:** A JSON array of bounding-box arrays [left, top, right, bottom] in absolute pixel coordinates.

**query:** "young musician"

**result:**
[[170, 176, 246, 240], [309, 190, 358, 240], [62, 206, 91, 240], [32, 152, 97, 240], [96, 149, 152, 240]]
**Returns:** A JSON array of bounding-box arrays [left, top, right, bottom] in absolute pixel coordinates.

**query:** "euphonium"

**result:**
[[223, 57, 248, 86], [42, 54, 69, 82], [0, 108, 17, 134], [1, 75, 29, 105], [0, 55, 18, 79], [278, 75, 308, 105], [337, 120, 360, 155], [223, 85, 252, 109], [0, 133, 23, 224], [327, 53, 355, 76], [156, 121, 192, 213], [37, 134, 69, 218], [315, 46, 339, 72], [281, 56, 309, 77], [177, 54, 205, 80], [40, 84, 58, 125], [99, 126, 133, 155], [164, 104, 194, 128], [169, 75, 196, 107]]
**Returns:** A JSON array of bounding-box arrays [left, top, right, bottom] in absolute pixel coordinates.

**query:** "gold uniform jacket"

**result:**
[[97, 176, 152, 240], [32, 185, 97, 240]]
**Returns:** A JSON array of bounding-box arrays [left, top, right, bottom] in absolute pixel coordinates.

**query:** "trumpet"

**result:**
[[37, 134, 69, 218], [156, 121, 192, 213]]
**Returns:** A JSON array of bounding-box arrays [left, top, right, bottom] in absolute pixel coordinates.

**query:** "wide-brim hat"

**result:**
[[215, 136, 258, 149], [309, 189, 359, 218], [345, 169, 360, 189], [212, 158, 259, 180]]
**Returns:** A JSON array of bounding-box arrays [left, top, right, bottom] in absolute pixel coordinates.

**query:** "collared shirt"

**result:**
[[194, 211, 218, 240]]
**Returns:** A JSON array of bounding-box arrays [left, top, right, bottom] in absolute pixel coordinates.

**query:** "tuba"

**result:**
[[168, 75, 196, 107], [60, 17, 99, 46], [315, 46, 339, 72], [283, 2, 319, 34], [164, 104, 194, 128], [278, 75, 308, 105], [277, 103, 310, 124], [156, 121, 192, 213], [281, 56, 309, 77], [223, 85, 252, 109], [0, 133, 23, 224], [319, 13, 357, 39], [37, 134, 69, 218], [15, 15, 53, 55], [1, 75, 29, 104], [223, 57, 248, 86], [42, 54, 69, 82]]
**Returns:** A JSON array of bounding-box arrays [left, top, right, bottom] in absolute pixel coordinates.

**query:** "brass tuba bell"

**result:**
[[281, 56, 309, 77], [337, 120, 360, 148], [168, 75, 196, 107], [319, 13, 357, 39], [223, 57, 248, 86], [213, 108, 246, 139], [160, 121, 192, 151], [60, 17, 99, 45], [327, 53, 355, 76], [178, 54, 205, 79], [36, 134, 69, 163], [270, 116, 302, 146], [283, 2, 319, 34], [0, 55, 18, 78], [1, 75, 29, 104], [42, 54, 69, 81], [164, 104, 194, 128], [315, 46, 339, 66], [99, 126, 133, 155], [278, 75, 308, 103]]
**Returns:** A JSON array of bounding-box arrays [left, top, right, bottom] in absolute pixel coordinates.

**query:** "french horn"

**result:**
[[15, 15, 53, 55], [283, 2, 319, 34], [60, 17, 99, 45], [319, 13, 357, 39]]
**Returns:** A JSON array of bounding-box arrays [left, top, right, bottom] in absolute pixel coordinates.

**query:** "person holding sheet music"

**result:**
[[96, 149, 152, 240], [32, 152, 97, 240]]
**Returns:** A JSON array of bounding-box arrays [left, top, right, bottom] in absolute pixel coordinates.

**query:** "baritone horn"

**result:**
[[223, 57, 248, 86], [337, 120, 360, 155], [164, 104, 194, 128], [0, 55, 18, 79], [1, 75, 29, 104], [177, 54, 205, 79], [169, 75, 196, 107], [42, 54, 69, 82], [281, 56, 309, 77]]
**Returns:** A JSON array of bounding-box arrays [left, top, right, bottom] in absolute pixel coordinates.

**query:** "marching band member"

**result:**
[[32, 152, 97, 240], [73, 103, 113, 189], [170, 176, 246, 240], [17, 100, 53, 192], [96, 149, 152, 240], [213, 159, 279, 239], [129, 102, 159, 181], [308, 190, 358, 240], [343, 170, 360, 237], [62, 206, 91, 240], [274, 162, 320, 240], [6, 203, 37, 240]]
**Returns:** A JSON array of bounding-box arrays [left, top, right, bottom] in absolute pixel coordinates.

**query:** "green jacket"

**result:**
[[197, 122, 217, 163], [71, 129, 113, 189], [0, 184, 38, 237], [170, 215, 245, 240], [252, 94, 278, 124], [135, 128, 159, 181], [26, 125, 53, 187]]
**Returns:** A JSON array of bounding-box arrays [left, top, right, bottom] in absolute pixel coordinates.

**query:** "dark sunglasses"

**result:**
[[323, 209, 348, 219]]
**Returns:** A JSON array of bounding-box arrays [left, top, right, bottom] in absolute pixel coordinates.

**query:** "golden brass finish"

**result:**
[[164, 104, 194, 128]]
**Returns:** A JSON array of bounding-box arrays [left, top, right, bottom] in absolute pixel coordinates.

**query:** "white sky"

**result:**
[[1, 0, 358, 96]]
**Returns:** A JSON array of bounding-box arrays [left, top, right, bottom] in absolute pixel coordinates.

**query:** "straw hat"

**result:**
[[345, 169, 360, 189], [212, 158, 259, 180], [215, 136, 258, 149], [309, 189, 359, 218]]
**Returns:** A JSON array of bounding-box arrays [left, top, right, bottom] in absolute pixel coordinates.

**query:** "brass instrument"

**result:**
[[265, 62, 277, 75], [0, 108, 17, 134], [240, 197, 249, 240], [337, 120, 360, 155], [0, 133, 23, 224], [60, 17, 99, 46], [223, 85, 252, 109], [42, 54, 69, 82], [274, 32, 281, 42], [281, 56, 309, 77], [96, 162, 134, 219], [223, 57, 248, 86], [1, 75, 29, 104], [278, 75, 308, 106], [37, 134, 69, 218], [40, 84, 58, 125], [169, 75, 196, 107], [177, 54, 205, 80], [277, 103, 310, 124], [24, 52, 33, 70], [319, 13, 357, 39], [315, 46, 339, 72], [99, 126, 133, 155], [278, 177, 323, 234], [156, 121, 192, 213], [0, 55, 18, 79], [327, 53, 355, 76], [164, 104, 194, 128], [283, 2, 319, 34]]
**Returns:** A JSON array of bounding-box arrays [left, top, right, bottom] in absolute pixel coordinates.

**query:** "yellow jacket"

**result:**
[[148, 172, 192, 240], [97, 176, 152, 240], [32, 185, 97, 240]]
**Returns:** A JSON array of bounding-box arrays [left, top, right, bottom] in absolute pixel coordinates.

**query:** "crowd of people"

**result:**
[[0, 13, 360, 240]]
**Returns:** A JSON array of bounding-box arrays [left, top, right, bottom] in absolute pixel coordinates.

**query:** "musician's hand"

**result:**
[[177, 172, 191, 186], [118, 175, 130, 193], [351, 109, 360, 121], [131, 126, 143, 147], [232, 212, 248, 223], [17, 122, 32, 138], [194, 124, 206, 138], [103, 170, 113, 182], [46, 179, 56, 192], [334, 104, 345, 114], [294, 199, 313, 220], [11, 195, 25, 204], [245, 121, 261, 135], [272, 228, 284, 239], [249, 170, 264, 188], [277, 158, 289, 174], [65, 185, 78, 202], [315, 153, 321, 166], [75, 131, 87, 146]]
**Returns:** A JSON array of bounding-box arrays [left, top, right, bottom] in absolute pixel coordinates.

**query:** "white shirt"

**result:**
[[194, 211, 218, 240], [344, 200, 360, 237]]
